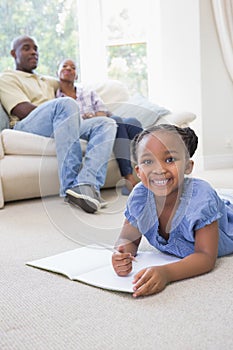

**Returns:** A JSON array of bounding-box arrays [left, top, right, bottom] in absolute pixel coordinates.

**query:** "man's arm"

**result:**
[[11, 102, 37, 120]]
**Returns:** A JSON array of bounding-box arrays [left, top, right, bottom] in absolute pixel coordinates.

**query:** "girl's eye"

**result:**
[[142, 159, 153, 165], [166, 157, 176, 163]]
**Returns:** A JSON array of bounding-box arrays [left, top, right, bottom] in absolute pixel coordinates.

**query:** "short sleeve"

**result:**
[[0, 73, 30, 114], [124, 183, 158, 233], [185, 180, 224, 231]]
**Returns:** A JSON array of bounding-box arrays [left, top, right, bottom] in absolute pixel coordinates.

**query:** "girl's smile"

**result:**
[[135, 131, 193, 198]]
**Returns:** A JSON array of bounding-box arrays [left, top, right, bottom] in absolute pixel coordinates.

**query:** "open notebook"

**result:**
[[26, 245, 180, 293]]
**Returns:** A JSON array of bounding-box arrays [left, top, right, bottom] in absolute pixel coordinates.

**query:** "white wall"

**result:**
[[200, 0, 233, 169], [148, 0, 233, 171]]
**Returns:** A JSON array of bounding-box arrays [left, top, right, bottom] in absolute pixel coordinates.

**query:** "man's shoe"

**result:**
[[98, 196, 108, 209], [66, 184, 101, 213]]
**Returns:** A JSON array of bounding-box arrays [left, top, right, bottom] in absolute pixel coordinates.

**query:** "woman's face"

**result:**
[[135, 131, 193, 198], [58, 59, 77, 82]]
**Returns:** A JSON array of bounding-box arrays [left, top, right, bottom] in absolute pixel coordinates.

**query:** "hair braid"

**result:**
[[131, 124, 198, 163]]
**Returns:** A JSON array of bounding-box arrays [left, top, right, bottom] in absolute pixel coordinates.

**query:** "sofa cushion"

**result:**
[[84, 79, 130, 106], [108, 93, 170, 128], [159, 111, 197, 127]]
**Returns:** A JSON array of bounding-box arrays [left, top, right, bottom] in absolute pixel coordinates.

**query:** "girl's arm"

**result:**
[[112, 219, 142, 276], [165, 220, 219, 281], [132, 220, 219, 297]]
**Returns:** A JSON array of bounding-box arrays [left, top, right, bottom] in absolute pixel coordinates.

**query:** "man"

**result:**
[[0, 35, 117, 213]]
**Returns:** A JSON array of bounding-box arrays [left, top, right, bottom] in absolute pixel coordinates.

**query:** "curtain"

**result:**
[[212, 0, 233, 82], [76, 0, 108, 83]]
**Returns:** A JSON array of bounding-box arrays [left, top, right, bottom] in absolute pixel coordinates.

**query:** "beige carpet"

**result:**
[[1, 184, 233, 350]]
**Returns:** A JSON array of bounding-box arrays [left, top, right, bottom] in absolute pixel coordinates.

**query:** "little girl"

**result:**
[[112, 124, 233, 297]]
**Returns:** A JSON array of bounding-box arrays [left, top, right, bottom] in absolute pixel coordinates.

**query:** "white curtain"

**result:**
[[212, 0, 233, 82], [76, 0, 108, 83]]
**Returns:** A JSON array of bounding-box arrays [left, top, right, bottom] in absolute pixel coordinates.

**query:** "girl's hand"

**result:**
[[112, 245, 135, 276], [132, 266, 169, 297]]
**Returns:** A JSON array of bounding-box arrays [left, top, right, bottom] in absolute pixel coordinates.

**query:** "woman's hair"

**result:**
[[131, 124, 198, 163]]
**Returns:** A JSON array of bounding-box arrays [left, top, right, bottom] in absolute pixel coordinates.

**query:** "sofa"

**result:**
[[0, 79, 196, 208]]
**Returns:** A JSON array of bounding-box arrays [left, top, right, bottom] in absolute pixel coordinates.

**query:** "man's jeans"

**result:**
[[14, 97, 117, 196]]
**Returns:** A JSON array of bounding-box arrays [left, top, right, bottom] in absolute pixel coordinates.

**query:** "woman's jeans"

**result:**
[[110, 116, 143, 176], [14, 97, 117, 195]]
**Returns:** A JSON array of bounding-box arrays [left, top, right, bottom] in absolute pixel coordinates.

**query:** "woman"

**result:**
[[56, 58, 143, 194]]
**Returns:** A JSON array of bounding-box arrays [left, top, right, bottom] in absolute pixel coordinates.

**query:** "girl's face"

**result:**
[[135, 131, 193, 198], [58, 59, 77, 82]]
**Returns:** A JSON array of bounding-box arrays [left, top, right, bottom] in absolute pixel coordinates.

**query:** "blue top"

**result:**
[[125, 178, 233, 258]]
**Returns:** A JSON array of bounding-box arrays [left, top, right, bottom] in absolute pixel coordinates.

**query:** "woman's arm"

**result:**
[[132, 220, 219, 297], [82, 111, 108, 119], [95, 111, 108, 116]]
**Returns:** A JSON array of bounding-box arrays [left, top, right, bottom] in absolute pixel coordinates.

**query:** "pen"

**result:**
[[112, 247, 138, 263], [94, 243, 137, 262]]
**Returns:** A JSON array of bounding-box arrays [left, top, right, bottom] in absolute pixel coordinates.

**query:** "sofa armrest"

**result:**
[[1, 129, 56, 156], [1, 129, 88, 157], [0, 103, 10, 132]]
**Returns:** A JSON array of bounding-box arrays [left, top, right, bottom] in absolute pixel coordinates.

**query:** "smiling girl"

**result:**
[[112, 124, 233, 297]]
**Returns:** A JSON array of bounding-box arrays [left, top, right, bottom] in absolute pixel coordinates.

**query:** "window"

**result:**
[[101, 0, 149, 96], [77, 0, 151, 96], [0, 0, 79, 76], [1, 0, 152, 97]]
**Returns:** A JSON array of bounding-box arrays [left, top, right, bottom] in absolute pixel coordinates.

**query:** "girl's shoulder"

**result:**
[[129, 182, 152, 201], [125, 182, 154, 215], [182, 177, 224, 225], [187, 177, 214, 194], [185, 177, 218, 202], [125, 182, 156, 228]]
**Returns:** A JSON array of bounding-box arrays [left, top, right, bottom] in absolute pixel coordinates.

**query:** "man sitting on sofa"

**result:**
[[0, 35, 117, 214]]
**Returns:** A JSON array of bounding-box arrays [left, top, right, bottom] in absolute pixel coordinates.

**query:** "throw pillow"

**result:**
[[85, 79, 130, 105], [108, 93, 170, 128]]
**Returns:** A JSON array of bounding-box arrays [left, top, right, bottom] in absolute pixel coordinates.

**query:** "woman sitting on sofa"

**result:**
[[56, 58, 143, 194]]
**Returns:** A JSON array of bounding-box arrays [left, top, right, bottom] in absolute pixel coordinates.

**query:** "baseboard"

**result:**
[[203, 153, 233, 170]]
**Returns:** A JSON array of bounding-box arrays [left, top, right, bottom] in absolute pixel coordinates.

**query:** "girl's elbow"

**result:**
[[205, 255, 217, 272]]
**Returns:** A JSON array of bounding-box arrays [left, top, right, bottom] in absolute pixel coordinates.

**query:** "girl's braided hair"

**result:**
[[131, 124, 198, 163]]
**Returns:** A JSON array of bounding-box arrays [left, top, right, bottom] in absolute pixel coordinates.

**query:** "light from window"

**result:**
[[101, 0, 149, 96], [0, 0, 79, 76]]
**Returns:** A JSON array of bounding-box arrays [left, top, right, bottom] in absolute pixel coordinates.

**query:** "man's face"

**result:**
[[11, 37, 39, 73]]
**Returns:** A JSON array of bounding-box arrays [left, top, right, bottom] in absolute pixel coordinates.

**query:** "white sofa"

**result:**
[[0, 79, 196, 208]]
